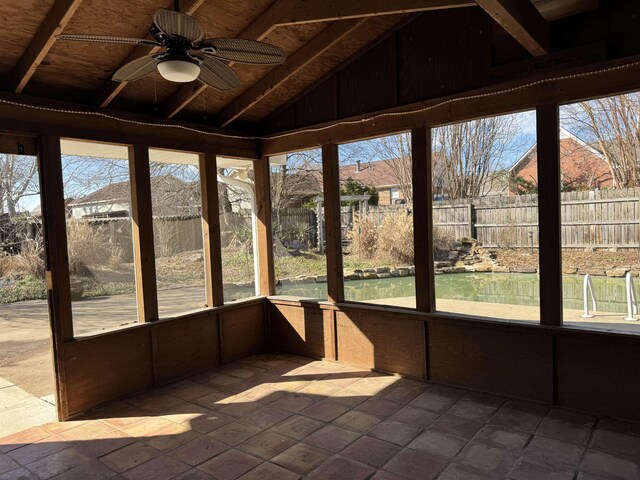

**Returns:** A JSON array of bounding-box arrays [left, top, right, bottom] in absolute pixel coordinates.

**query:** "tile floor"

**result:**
[[1, 353, 640, 480], [0, 381, 56, 438]]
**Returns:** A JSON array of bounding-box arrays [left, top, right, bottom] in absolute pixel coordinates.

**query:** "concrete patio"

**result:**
[[1, 352, 638, 480]]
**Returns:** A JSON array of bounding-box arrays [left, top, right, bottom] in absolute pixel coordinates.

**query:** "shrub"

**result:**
[[0, 275, 47, 303], [348, 213, 379, 259], [153, 218, 178, 258], [433, 224, 456, 260], [0, 237, 45, 279], [66, 220, 111, 275], [377, 211, 414, 264]]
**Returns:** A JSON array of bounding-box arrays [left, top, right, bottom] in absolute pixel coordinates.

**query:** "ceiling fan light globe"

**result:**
[[157, 59, 201, 82]]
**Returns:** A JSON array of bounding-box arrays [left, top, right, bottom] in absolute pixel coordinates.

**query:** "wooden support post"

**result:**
[[412, 127, 436, 312], [128, 145, 158, 322], [199, 153, 224, 307], [322, 144, 345, 303], [536, 104, 563, 326], [254, 157, 276, 296], [38, 135, 72, 420]]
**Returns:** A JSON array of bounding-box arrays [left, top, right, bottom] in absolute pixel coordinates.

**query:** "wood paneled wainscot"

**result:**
[[268, 298, 640, 423], [60, 299, 265, 419]]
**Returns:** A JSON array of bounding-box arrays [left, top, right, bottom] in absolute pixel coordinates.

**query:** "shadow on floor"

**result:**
[[1, 353, 640, 480]]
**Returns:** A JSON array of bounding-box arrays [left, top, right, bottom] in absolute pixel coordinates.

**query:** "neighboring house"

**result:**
[[339, 159, 405, 205], [508, 128, 612, 194], [69, 175, 200, 219], [271, 159, 409, 207]]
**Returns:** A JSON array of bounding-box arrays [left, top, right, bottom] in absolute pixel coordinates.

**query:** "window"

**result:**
[[149, 149, 205, 317], [338, 133, 416, 307], [60, 139, 138, 335], [218, 158, 258, 302], [560, 94, 640, 332], [270, 149, 328, 299], [431, 111, 540, 322]]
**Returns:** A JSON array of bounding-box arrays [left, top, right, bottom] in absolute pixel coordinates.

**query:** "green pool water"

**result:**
[[267, 273, 637, 313]]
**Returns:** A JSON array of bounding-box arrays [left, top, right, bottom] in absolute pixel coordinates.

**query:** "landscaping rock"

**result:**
[[343, 270, 361, 281], [298, 276, 316, 284], [491, 265, 510, 273], [510, 267, 537, 273], [464, 265, 475, 272], [375, 266, 390, 274], [606, 268, 629, 278], [562, 267, 578, 275], [363, 272, 378, 279], [363, 268, 376, 274], [578, 269, 605, 276], [378, 273, 391, 278], [434, 261, 451, 268], [390, 269, 400, 277], [452, 267, 466, 273], [315, 275, 328, 283], [473, 262, 493, 272], [397, 268, 409, 276]]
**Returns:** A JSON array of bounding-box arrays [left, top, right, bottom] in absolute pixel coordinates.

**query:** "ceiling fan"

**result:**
[[57, 2, 286, 91]]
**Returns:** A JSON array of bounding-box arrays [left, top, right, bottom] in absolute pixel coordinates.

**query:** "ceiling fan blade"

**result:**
[[153, 9, 204, 42], [198, 38, 286, 64], [198, 56, 240, 91], [58, 34, 161, 47], [112, 55, 159, 82]]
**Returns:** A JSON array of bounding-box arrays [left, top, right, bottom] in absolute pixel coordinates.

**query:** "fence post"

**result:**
[[467, 203, 476, 239]]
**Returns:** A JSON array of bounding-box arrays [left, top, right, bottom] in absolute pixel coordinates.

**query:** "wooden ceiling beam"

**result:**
[[95, 0, 205, 108], [283, 0, 475, 25], [216, 19, 366, 128], [475, 0, 549, 56], [164, 0, 475, 119], [8, 0, 84, 94], [163, 0, 296, 119]]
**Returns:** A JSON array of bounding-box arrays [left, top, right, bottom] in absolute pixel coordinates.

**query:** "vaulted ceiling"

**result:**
[[0, 0, 599, 133]]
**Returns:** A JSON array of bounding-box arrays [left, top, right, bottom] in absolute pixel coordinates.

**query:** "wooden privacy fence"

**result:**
[[72, 215, 204, 263], [433, 188, 640, 248], [249, 188, 640, 251]]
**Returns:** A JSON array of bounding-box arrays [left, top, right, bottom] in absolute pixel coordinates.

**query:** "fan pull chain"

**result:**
[[153, 73, 159, 114], [202, 92, 207, 121]]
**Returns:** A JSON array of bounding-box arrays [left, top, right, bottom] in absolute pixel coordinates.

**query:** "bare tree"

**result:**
[[271, 149, 322, 212], [433, 115, 519, 199], [562, 94, 640, 188], [371, 133, 413, 205], [0, 154, 39, 215]]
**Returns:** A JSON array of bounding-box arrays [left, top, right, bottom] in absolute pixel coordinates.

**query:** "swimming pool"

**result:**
[[230, 273, 637, 314]]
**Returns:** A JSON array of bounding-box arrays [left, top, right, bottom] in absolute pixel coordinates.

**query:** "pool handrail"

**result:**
[[624, 271, 638, 321], [581, 273, 597, 318]]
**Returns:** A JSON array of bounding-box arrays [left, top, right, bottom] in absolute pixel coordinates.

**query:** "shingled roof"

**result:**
[[71, 175, 199, 211]]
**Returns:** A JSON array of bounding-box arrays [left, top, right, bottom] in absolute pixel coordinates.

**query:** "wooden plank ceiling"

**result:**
[[1, 0, 597, 132]]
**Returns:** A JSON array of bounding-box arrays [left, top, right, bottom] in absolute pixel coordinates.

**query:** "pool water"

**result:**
[[268, 273, 637, 313]]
